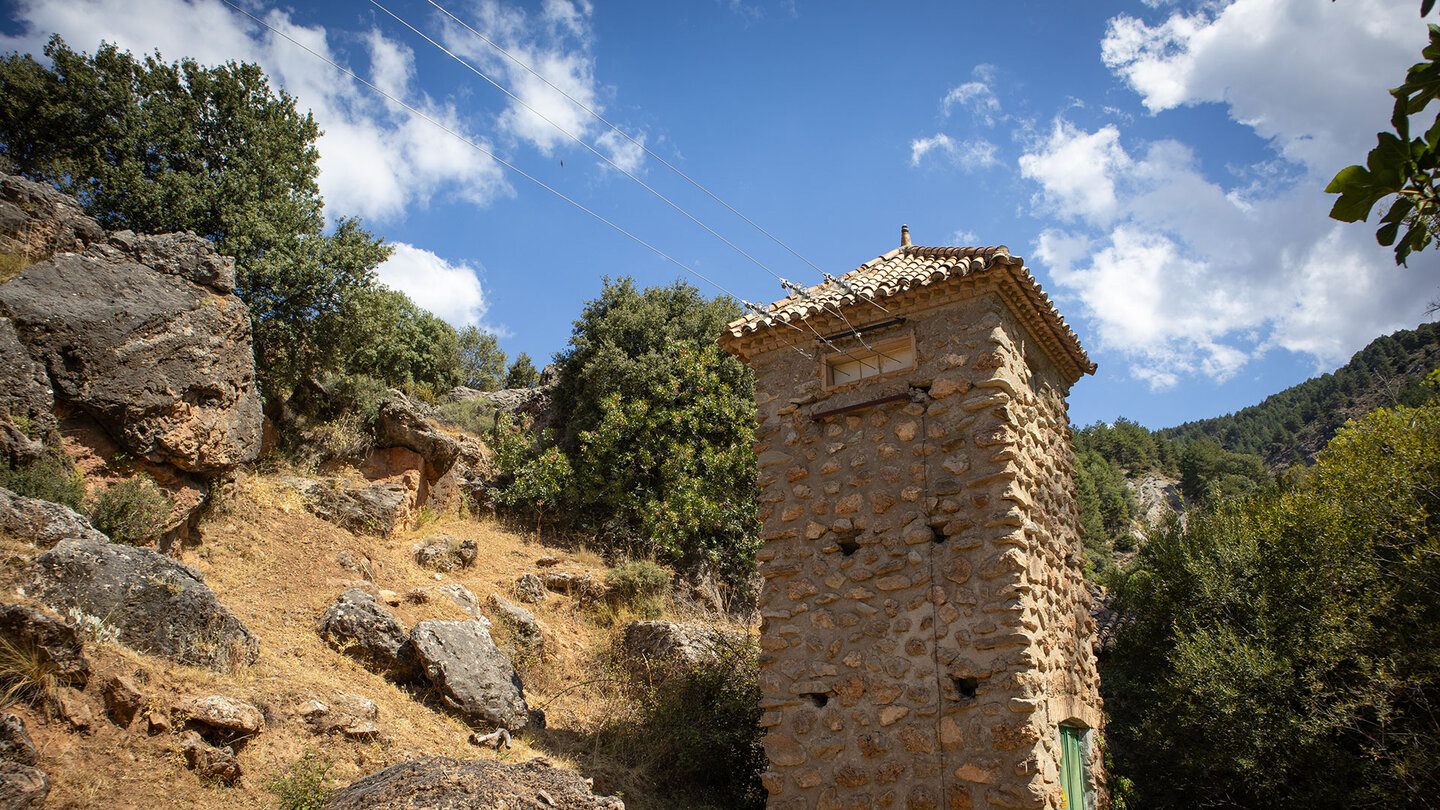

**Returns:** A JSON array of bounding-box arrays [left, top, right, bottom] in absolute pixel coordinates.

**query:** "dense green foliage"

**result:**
[[457, 326, 507, 391], [0, 448, 85, 513], [505, 352, 541, 388], [1105, 398, 1440, 809], [1327, 16, 1440, 265], [1162, 323, 1440, 465], [607, 639, 766, 810], [495, 278, 759, 588], [88, 474, 172, 545], [0, 38, 458, 399]]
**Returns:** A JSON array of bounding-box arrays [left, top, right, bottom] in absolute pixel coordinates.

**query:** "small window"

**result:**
[[825, 337, 915, 387]]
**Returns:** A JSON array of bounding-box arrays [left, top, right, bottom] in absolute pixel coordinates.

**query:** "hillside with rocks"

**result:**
[[0, 172, 753, 810]]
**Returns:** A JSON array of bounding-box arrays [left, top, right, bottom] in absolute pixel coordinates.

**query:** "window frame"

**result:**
[[821, 333, 917, 389]]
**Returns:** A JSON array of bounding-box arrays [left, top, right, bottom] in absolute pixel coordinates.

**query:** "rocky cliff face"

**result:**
[[0, 172, 263, 542]]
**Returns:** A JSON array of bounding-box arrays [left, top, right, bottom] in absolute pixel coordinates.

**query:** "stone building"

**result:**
[[718, 229, 1104, 810]]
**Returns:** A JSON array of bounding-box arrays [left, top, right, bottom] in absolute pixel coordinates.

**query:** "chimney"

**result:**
[[901, 224, 911, 247]]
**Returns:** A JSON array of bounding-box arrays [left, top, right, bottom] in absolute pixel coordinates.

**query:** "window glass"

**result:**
[[826, 338, 913, 385]]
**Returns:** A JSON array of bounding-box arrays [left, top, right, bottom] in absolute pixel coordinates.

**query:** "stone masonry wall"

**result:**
[[746, 289, 1102, 810]]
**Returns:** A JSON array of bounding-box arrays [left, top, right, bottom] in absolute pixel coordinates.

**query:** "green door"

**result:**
[[1059, 725, 1087, 810]]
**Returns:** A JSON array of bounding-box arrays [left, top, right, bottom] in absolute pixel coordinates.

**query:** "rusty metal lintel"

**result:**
[[818, 317, 907, 344], [811, 392, 911, 422]]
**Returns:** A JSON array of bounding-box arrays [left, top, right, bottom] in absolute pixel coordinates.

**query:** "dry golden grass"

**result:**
[[0, 472, 755, 809]]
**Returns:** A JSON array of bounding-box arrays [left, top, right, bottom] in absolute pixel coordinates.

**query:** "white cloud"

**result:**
[[376, 243, 490, 328], [943, 65, 1001, 125], [0, 0, 512, 222], [596, 128, 646, 175], [910, 134, 999, 171], [1101, 0, 1425, 172], [438, 0, 642, 173], [1013, 0, 1436, 390]]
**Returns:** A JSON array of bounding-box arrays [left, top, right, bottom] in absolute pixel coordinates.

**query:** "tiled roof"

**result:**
[[722, 243, 1095, 380]]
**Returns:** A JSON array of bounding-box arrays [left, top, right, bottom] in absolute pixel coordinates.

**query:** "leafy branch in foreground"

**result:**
[[1326, 21, 1440, 265]]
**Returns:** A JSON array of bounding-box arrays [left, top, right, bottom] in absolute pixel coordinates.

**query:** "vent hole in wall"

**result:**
[[837, 538, 860, 556], [801, 692, 829, 708], [930, 524, 946, 544], [954, 677, 979, 700]]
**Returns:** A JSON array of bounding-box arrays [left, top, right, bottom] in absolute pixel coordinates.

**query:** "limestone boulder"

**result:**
[[620, 621, 740, 676], [0, 604, 89, 687], [321, 756, 624, 810], [0, 173, 103, 260], [409, 620, 529, 732], [0, 715, 39, 767], [30, 540, 258, 670], [179, 730, 242, 785], [317, 589, 418, 679], [374, 391, 459, 480], [489, 594, 546, 659], [0, 485, 109, 549], [0, 233, 261, 473], [299, 693, 380, 739], [298, 478, 415, 537], [0, 760, 47, 809]]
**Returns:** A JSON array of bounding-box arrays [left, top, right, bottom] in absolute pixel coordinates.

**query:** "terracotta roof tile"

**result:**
[[722, 244, 1095, 381]]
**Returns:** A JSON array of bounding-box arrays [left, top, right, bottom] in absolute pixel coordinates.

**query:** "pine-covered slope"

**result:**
[[1160, 322, 1440, 469]]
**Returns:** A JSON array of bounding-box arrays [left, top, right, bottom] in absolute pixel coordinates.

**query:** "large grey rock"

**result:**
[[176, 695, 264, 737], [321, 756, 624, 810], [375, 391, 460, 480], [489, 594, 546, 659], [0, 486, 109, 549], [317, 589, 417, 678], [0, 321, 53, 464], [29, 540, 257, 671], [0, 604, 89, 687], [620, 620, 739, 676], [410, 620, 529, 732], [299, 478, 413, 537], [0, 760, 47, 809], [0, 237, 261, 472]]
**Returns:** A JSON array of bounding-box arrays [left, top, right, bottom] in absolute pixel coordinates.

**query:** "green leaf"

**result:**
[[1326, 165, 1394, 222]]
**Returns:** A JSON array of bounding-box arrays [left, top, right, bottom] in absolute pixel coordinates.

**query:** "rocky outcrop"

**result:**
[[317, 589, 417, 679], [179, 730, 242, 785], [321, 756, 624, 810], [30, 540, 258, 670], [620, 621, 736, 676], [176, 695, 264, 739], [0, 485, 108, 549], [375, 391, 460, 480], [297, 478, 415, 537], [410, 620, 529, 732], [0, 321, 53, 465], [513, 573, 547, 604], [0, 604, 90, 687], [0, 227, 261, 473], [0, 716, 38, 767], [0, 173, 104, 261]]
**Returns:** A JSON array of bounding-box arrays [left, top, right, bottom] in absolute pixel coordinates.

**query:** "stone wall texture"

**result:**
[[732, 288, 1103, 810]]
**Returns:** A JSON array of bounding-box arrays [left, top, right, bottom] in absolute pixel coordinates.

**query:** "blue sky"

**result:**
[[2, 0, 1436, 428]]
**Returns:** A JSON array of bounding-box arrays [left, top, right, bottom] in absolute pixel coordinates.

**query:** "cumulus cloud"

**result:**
[[910, 134, 999, 171], [1012, 0, 1435, 390], [0, 0, 512, 222], [376, 243, 490, 328]]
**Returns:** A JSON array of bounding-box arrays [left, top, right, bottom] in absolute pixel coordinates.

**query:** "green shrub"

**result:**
[[606, 559, 671, 618], [0, 449, 86, 512], [618, 638, 765, 809], [433, 398, 496, 436], [263, 754, 333, 810], [89, 474, 171, 545]]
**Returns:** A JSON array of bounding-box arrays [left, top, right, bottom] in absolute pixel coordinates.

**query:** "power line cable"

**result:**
[[217, 0, 827, 360], [365, 0, 892, 366], [429, 0, 900, 321]]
